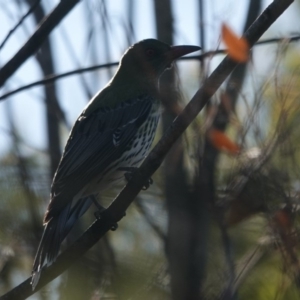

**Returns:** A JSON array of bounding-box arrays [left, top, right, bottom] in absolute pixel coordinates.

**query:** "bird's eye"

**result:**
[[146, 48, 155, 57]]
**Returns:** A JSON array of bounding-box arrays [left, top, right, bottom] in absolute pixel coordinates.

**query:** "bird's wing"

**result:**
[[45, 94, 154, 221]]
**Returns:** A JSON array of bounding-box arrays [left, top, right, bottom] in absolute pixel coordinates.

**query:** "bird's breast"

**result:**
[[96, 103, 160, 189], [127, 107, 160, 165]]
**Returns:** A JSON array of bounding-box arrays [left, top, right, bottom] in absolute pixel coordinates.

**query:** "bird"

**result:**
[[31, 38, 200, 289]]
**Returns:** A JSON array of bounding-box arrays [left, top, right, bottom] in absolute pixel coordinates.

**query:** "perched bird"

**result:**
[[31, 39, 200, 288]]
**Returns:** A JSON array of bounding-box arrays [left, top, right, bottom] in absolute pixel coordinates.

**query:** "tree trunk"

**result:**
[[25, 0, 63, 179]]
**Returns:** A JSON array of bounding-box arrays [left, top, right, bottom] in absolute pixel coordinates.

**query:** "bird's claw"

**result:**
[[94, 208, 118, 231], [110, 223, 118, 231], [93, 193, 125, 231], [142, 177, 153, 190], [94, 210, 102, 220], [120, 167, 153, 190]]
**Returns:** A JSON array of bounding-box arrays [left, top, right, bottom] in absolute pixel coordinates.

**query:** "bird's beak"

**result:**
[[169, 45, 201, 60]]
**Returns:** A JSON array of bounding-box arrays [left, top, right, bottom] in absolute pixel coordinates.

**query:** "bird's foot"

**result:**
[[92, 199, 118, 231], [119, 167, 153, 190], [94, 209, 119, 231], [94, 209, 104, 220]]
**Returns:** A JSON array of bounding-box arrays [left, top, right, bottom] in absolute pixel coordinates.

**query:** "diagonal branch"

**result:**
[[0, 0, 80, 88], [0, 0, 293, 299]]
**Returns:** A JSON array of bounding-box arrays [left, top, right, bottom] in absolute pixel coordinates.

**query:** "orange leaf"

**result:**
[[222, 23, 249, 62], [273, 207, 292, 232], [208, 129, 240, 154]]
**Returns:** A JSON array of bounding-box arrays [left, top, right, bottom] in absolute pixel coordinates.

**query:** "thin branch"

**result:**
[[226, 136, 279, 204], [1, 35, 300, 101], [99, 0, 113, 79], [0, 0, 80, 88], [0, 62, 118, 101], [0, 0, 40, 51], [126, 0, 135, 45], [0, 1, 293, 299], [232, 244, 268, 294], [198, 0, 206, 77], [59, 24, 93, 99], [218, 218, 236, 300]]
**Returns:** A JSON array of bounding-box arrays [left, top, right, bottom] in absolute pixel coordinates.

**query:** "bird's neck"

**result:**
[[111, 66, 160, 95], [82, 69, 161, 115]]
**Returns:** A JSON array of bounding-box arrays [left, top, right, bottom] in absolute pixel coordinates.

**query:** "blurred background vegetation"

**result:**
[[1, 0, 300, 299]]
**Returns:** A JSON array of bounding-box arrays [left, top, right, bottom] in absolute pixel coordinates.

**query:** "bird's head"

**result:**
[[117, 39, 201, 85]]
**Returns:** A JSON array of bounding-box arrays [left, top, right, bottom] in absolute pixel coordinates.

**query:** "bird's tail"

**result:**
[[31, 196, 93, 290]]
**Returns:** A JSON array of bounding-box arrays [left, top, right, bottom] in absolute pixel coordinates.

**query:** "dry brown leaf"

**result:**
[[273, 207, 293, 233], [208, 128, 240, 154], [222, 23, 249, 62]]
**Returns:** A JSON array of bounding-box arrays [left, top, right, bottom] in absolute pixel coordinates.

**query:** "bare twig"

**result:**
[[0, 1, 293, 299], [0, 0, 40, 51], [0, 0, 80, 88], [99, 0, 113, 79], [233, 244, 268, 293], [126, 0, 135, 45], [0, 62, 118, 101], [59, 24, 93, 99], [199, 0, 206, 76]]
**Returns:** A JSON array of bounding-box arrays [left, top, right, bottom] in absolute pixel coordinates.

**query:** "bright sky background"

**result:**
[[0, 0, 299, 158]]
